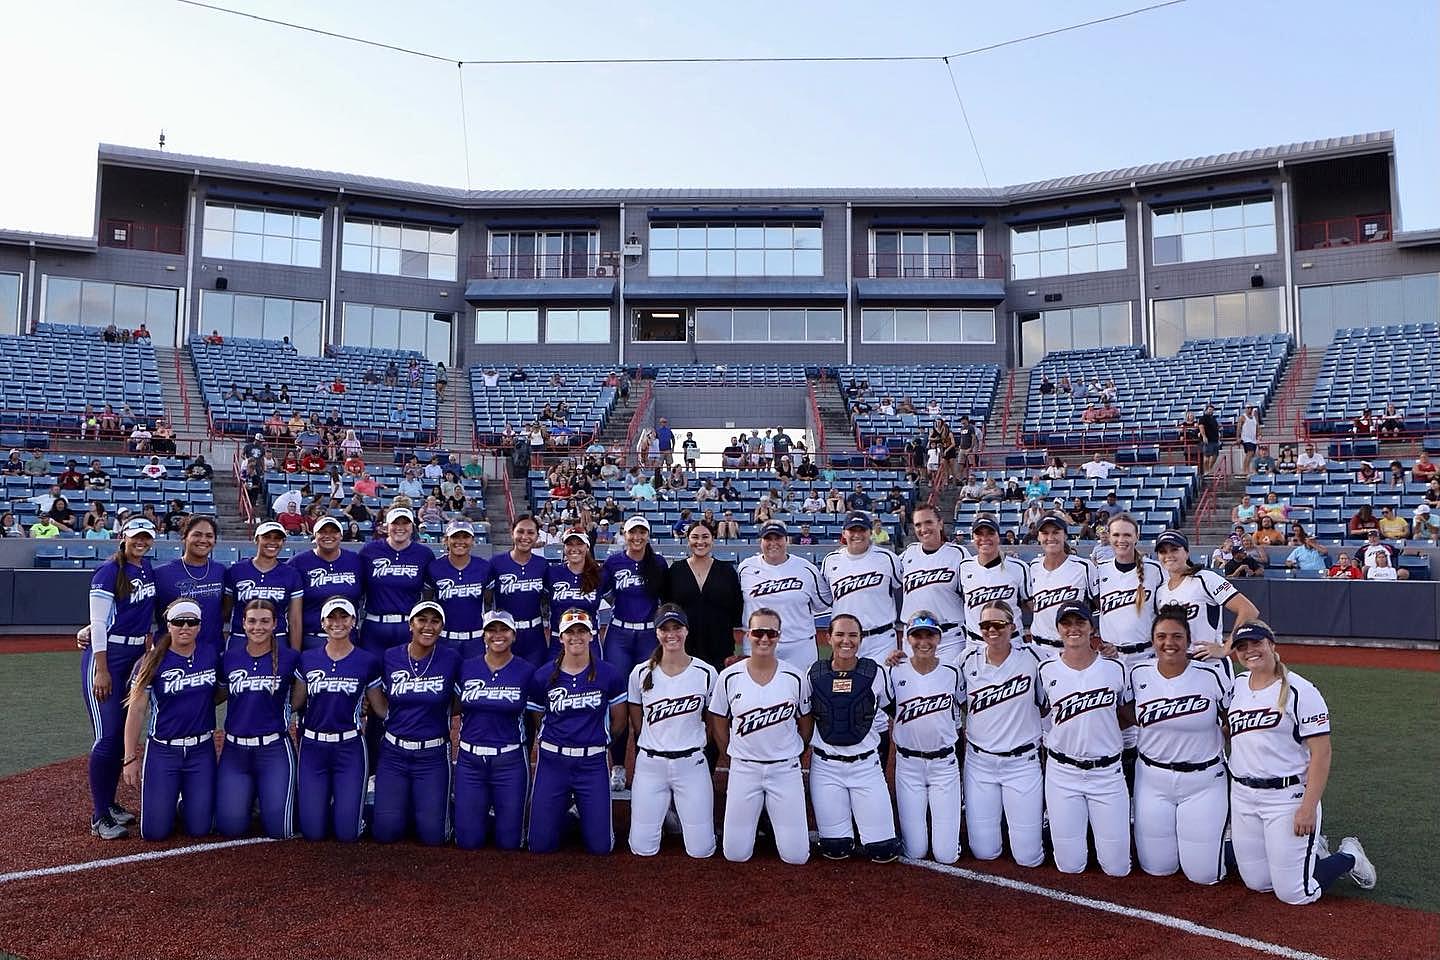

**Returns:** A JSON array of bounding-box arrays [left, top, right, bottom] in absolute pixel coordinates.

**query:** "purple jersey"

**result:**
[[154, 558, 227, 652], [455, 654, 533, 747], [222, 644, 300, 737], [296, 645, 381, 734], [426, 555, 492, 634], [527, 658, 626, 748], [600, 551, 666, 625], [291, 548, 365, 638], [381, 643, 461, 741], [543, 562, 601, 632], [145, 644, 220, 741], [490, 551, 547, 626], [223, 558, 304, 643], [90, 559, 157, 642], [359, 540, 434, 616]]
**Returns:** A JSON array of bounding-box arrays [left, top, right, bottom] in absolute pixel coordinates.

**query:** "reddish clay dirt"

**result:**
[[1277, 645, 1440, 672], [0, 635, 75, 655], [0, 758, 1434, 960]]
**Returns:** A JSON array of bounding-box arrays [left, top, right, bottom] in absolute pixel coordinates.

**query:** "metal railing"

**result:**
[[100, 219, 185, 255], [1272, 345, 1307, 440], [621, 381, 656, 468], [467, 251, 621, 280], [806, 381, 826, 458], [502, 469, 516, 529], [232, 448, 255, 525], [171, 348, 191, 431], [853, 251, 1006, 280], [1296, 213, 1391, 250]]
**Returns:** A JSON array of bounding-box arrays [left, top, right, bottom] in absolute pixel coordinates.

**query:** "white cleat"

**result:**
[[609, 766, 630, 798], [1338, 837, 1376, 889], [1314, 833, 1331, 860]]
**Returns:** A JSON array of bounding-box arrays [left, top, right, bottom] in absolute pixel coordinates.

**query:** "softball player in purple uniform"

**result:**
[[291, 516, 364, 651], [216, 599, 300, 838], [120, 599, 218, 840], [453, 610, 533, 850], [153, 515, 226, 654], [544, 529, 603, 658], [526, 608, 628, 855], [489, 514, 549, 667], [357, 507, 434, 653], [84, 518, 158, 839], [293, 597, 386, 842], [600, 516, 668, 791], [222, 521, 304, 651], [372, 600, 462, 846], [426, 519, 492, 658]]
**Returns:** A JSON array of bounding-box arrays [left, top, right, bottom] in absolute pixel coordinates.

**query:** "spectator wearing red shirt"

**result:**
[[276, 502, 307, 535], [300, 449, 327, 473], [282, 450, 301, 473], [330, 378, 346, 394], [57, 460, 86, 491], [1413, 452, 1437, 483], [1326, 554, 1364, 579]]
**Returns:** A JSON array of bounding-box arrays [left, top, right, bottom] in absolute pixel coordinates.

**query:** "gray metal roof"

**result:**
[[96, 131, 1394, 209], [0, 229, 97, 252]]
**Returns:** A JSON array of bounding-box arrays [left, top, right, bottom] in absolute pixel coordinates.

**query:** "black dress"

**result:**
[[663, 557, 744, 671]]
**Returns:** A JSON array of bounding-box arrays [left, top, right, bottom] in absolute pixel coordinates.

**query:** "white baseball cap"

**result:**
[[623, 515, 650, 532], [254, 521, 287, 539], [482, 609, 516, 631], [388, 507, 415, 523], [312, 515, 344, 535], [407, 600, 445, 622], [558, 609, 594, 633], [444, 519, 475, 538], [321, 597, 356, 619], [120, 518, 156, 539]]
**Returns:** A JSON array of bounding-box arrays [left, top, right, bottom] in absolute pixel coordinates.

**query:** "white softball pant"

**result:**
[[1230, 780, 1324, 905], [962, 745, 1045, 867], [1044, 756, 1132, 877], [1133, 758, 1228, 884], [810, 752, 897, 849], [722, 757, 810, 865], [895, 748, 962, 863], [628, 748, 715, 859]]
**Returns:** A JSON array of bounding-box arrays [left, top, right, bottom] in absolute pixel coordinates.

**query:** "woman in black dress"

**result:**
[[662, 520, 743, 671]]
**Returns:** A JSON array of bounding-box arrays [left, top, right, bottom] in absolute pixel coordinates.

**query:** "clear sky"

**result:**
[[1, 0, 1435, 235]]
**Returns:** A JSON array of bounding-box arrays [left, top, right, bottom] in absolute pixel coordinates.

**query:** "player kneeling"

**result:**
[[889, 611, 963, 863]]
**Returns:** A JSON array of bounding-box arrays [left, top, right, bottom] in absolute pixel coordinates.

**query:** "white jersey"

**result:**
[[1154, 569, 1238, 653], [899, 542, 971, 661], [1037, 654, 1129, 760], [708, 659, 811, 763], [737, 552, 832, 666], [959, 644, 1044, 754], [887, 660, 963, 753], [1027, 554, 1098, 651], [1128, 659, 1232, 765], [810, 660, 892, 756], [822, 546, 902, 662], [628, 657, 718, 754], [1226, 670, 1330, 781], [1093, 556, 1165, 656], [957, 555, 1032, 644]]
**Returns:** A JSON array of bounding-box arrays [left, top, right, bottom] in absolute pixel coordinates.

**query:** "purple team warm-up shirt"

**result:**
[[222, 644, 300, 738], [381, 644, 462, 742], [153, 558, 226, 653], [426, 555, 492, 636], [145, 645, 220, 740], [358, 540, 434, 616], [543, 562, 602, 632], [223, 559, 304, 644], [291, 549, 365, 640], [456, 655, 533, 748], [527, 659, 626, 748], [599, 551, 666, 626], [490, 552, 547, 627], [296, 646, 382, 734]]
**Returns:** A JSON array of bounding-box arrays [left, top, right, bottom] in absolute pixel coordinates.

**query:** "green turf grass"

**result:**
[[0, 651, 95, 778]]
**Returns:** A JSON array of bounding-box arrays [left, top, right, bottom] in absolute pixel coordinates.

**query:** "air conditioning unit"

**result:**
[[622, 242, 643, 258], [594, 265, 614, 278]]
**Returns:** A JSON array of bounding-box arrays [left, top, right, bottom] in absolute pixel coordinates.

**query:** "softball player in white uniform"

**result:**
[[1027, 514, 1097, 659], [738, 521, 832, 668], [889, 611, 964, 864], [958, 515, 1032, 653], [627, 604, 718, 859], [1227, 621, 1376, 903], [958, 600, 1045, 868], [1153, 530, 1259, 659], [1037, 600, 1132, 877], [807, 613, 900, 862], [708, 608, 813, 865], [822, 512, 903, 664], [1094, 513, 1165, 765], [899, 504, 971, 666], [1129, 606, 1232, 884]]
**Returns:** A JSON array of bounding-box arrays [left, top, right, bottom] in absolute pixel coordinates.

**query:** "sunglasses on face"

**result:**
[[978, 620, 1011, 632], [168, 618, 201, 628], [748, 628, 780, 639]]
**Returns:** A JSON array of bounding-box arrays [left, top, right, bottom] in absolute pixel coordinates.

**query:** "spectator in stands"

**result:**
[[1069, 498, 1094, 539], [140, 457, 166, 481], [1285, 520, 1309, 547], [102, 324, 120, 343], [1387, 460, 1407, 486], [48, 496, 77, 533], [1366, 551, 1400, 581], [478, 366, 500, 389], [127, 422, 152, 453], [204, 330, 224, 345], [1231, 494, 1259, 532], [1254, 515, 1285, 546], [164, 499, 188, 536], [184, 455, 213, 482], [85, 460, 110, 491], [1, 511, 26, 538], [774, 453, 794, 480], [1352, 408, 1376, 436], [1224, 535, 1263, 578], [1348, 504, 1379, 536], [1001, 476, 1024, 502], [1284, 536, 1329, 572], [1377, 506, 1409, 541], [958, 477, 982, 502], [151, 419, 177, 456], [262, 412, 283, 439], [435, 363, 448, 400], [408, 359, 422, 387], [284, 412, 305, 438], [1326, 553, 1363, 579], [277, 500, 307, 536], [870, 517, 891, 547], [1252, 444, 1276, 475], [1426, 480, 1440, 506], [1081, 453, 1116, 480], [281, 449, 303, 474], [800, 491, 824, 514], [300, 448, 326, 473], [1055, 375, 1072, 395], [1024, 472, 1050, 501], [29, 512, 60, 539], [877, 396, 896, 416], [82, 406, 100, 439], [343, 493, 371, 525], [630, 473, 657, 503], [1018, 500, 1045, 544], [384, 360, 400, 386], [814, 487, 839, 513], [1412, 504, 1438, 544], [99, 404, 120, 435], [1039, 374, 1055, 395], [1355, 461, 1379, 485], [867, 438, 890, 467], [1081, 398, 1119, 424], [929, 418, 957, 489], [57, 459, 86, 491], [419, 497, 445, 527], [846, 482, 872, 512], [1178, 411, 1202, 469], [752, 498, 774, 526], [796, 456, 819, 481], [1378, 403, 1404, 437], [1042, 456, 1066, 481], [1260, 492, 1290, 524], [1, 449, 25, 476], [422, 456, 445, 483], [397, 473, 424, 500], [716, 511, 740, 541], [259, 384, 277, 405]]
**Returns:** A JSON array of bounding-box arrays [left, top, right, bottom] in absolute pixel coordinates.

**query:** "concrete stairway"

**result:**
[[812, 378, 856, 458], [154, 345, 207, 437]]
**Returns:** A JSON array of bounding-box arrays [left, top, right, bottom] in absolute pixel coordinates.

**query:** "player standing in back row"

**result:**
[[738, 520, 832, 668], [957, 515, 1032, 653], [899, 504, 971, 666], [822, 511, 902, 665], [1026, 513, 1097, 659]]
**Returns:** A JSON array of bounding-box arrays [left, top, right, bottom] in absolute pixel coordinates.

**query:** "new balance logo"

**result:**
[[1137, 694, 1210, 726], [1051, 687, 1117, 724], [970, 675, 1031, 713], [896, 693, 953, 723], [736, 702, 796, 736]]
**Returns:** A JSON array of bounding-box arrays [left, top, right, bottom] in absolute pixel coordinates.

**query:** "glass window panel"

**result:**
[[951, 232, 979, 256], [262, 210, 293, 238], [1248, 288, 1282, 333], [233, 232, 263, 262], [204, 204, 234, 230], [1152, 299, 1185, 356], [648, 250, 678, 277], [377, 224, 402, 248], [341, 243, 370, 272], [376, 247, 401, 275], [113, 284, 147, 330], [259, 297, 289, 341], [736, 226, 765, 248], [807, 309, 842, 342], [1067, 245, 1098, 274], [294, 214, 322, 242], [430, 229, 457, 256], [400, 226, 428, 251], [962, 309, 995, 344], [546, 309, 579, 342], [769, 308, 806, 341], [79, 281, 112, 327], [1039, 249, 1068, 277], [676, 226, 706, 249], [894, 309, 928, 342], [0, 274, 20, 335], [1244, 225, 1275, 255], [649, 226, 677, 250], [927, 233, 952, 256], [1153, 235, 1181, 265], [706, 250, 736, 276], [1298, 286, 1335, 348], [508, 310, 538, 343], [45, 277, 82, 325], [1021, 313, 1045, 364], [733, 308, 769, 341], [1214, 293, 1247, 338], [1244, 199, 1275, 225], [793, 249, 822, 276], [234, 208, 265, 234], [342, 221, 371, 245], [1038, 226, 1066, 250], [474, 310, 508, 343], [1097, 241, 1126, 271], [429, 254, 456, 282], [292, 301, 322, 355], [1011, 228, 1039, 253], [763, 249, 792, 276], [578, 308, 610, 343], [695, 308, 732, 342], [371, 308, 401, 349], [1070, 305, 1101, 349], [232, 295, 264, 338], [1096, 218, 1126, 243], [427, 316, 450, 365], [400, 250, 428, 279], [1100, 302, 1131, 345], [1066, 221, 1096, 246], [795, 226, 822, 249], [735, 249, 765, 276], [1180, 207, 1213, 232], [202, 229, 233, 259], [676, 250, 707, 276], [1331, 281, 1368, 328], [1183, 295, 1216, 340], [1043, 310, 1071, 352], [1152, 211, 1179, 236], [861, 309, 894, 342], [343, 304, 371, 346], [261, 236, 292, 265], [764, 226, 792, 249], [294, 239, 322, 268], [1181, 231, 1213, 263], [1011, 252, 1039, 280], [1402, 273, 1439, 323], [1212, 228, 1246, 260], [929, 309, 960, 342], [1211, 203, 1244, 230], [707, 225, 735, 248]]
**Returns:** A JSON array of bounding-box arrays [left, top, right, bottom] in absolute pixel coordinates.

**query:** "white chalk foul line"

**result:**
[[0, 836, 279, 885], [902, 858, 1335, 960]]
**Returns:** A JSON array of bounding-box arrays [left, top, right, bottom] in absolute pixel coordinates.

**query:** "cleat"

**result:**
[[609, 766, 629, 797], [1338, 837, 1376, 889], [1313, 833, 1330, 860], [108, 803, 137, 827], [90, 814, 129, 840]]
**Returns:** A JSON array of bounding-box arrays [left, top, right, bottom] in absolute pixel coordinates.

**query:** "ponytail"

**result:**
[[109, 547, 133, 603], [643, 602, 686, 692], [1275, 654, 1291, 713], [578, 551, 602, 595], [126, 630, 175, 712]]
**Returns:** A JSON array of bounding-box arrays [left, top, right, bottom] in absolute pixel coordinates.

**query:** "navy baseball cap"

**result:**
[[1154, 530, 1190, 551], [656, 607, 688, 629], [906, 611, 942, 636], [1037, 513, 1068, 532], [759, 520, 789, 538], [1055, 600, 1095, 624], [843, 511, 872, 530], [1231, 622, 1277, 645], [971, 514, 1000, 534]]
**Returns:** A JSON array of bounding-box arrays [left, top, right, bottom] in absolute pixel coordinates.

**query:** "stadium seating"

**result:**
[[1024, 336, 1291, 448], [651, 365, 808, 386], [951, 465, 1199, 541], [1244, 461, 1433, 560], [469, 365, 618, 446], [838, 363, 1003, 444], [190, 338, 437, 443], [0, 325, 164, 429], [1304, 323, 1440, 435]]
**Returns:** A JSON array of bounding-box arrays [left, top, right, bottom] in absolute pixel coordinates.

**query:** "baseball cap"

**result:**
[[1037, 513, 1068, 532], [561, 528, 590, 544], [120, 518, 157, 539], [321, 597, 356, 619], [1231, 621, 1276, 645], [482, 609, 516, 631], [843, 510, 872, 530], [1154, 530, 1190, 551], [407, 600, 445, 622], [1055, 600, 1095, 624], [759, 519, 789, 538], [312, 515, 343, 535], [906, 611, 942, 636], [388, 506, 415, 524], [971, 514, 1000, 534], [165, 599, 203, 622], [254, 520, 286, 539], [623, 515, 650, 533], [444, 519, 474, 538], [656, 607, 688, 629], [558, 608, 594, 633], [1416, 504, 1432, 515]]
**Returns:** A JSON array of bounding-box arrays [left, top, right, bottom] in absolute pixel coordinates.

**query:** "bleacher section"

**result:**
[[952, 465, 1200, 541], [470, 366, 618, 446], [650, 365, 809, 386], [0, 325, 164, 429], [1304, 323, 1440, 435], [7, 453, 214, 534], [190, 338, 437, 443], [839, 364, 1003, 443], [1024, 336, 1291, 448]]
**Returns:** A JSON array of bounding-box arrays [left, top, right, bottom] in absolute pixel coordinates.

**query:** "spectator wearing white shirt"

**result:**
[[482, 367, 499, 388], [1358, 530, 1409, 580], [141, 457, 167, 480], [1081, 453, 1117, 480], [422, 457, 444, 481], [1366, 551, 1399, 581], [1296, 443, 1326, 472], [801, 494, 824, 514]]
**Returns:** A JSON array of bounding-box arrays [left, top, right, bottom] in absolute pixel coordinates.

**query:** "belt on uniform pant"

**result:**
[[1117, 641, 1152, 655], [970, 742, 1036, 758], [735, 755, 796, 765], [1234, 774, 1304, 789], [1030, 635, 1064, 648], [459, 741, 522, 757], [612, 619, 655, 632], [937, 621, 960, 632], [365, 613, 406, 623], [152, 732, 212, 748], [302, 729, 360, 743], [225, 733, 282, 747], [512, 617, 543, 630], [444, 629, 484, 640], [813, 747, 876, 763], [862, 623, 897, 637], [1047, 748, 1121, 770], [641, 746, 703, 759], [384, 732, 447, 751], [107, 634, 148, 647], [1140, 754, 1222, 773], [539, 741, 606, 757], [897, 745, 955, 760]]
